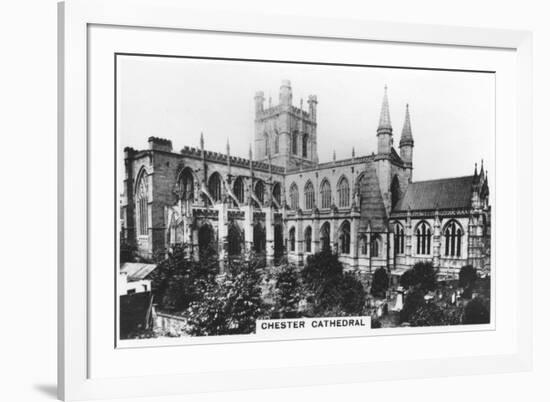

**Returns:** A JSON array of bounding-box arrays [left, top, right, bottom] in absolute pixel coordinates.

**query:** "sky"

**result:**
[[118, 55, 494, 181]]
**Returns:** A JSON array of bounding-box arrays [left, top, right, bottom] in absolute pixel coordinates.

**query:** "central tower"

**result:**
[[254, 80, 319, 169]]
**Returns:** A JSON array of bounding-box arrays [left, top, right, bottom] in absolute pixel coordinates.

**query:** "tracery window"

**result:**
[[360, 235, 368, 255], [255, 180, 265, 205], [337, 176, 350, 208], [304, 181, 315, 210], [339, 221, 351, 254], [289, 227, 296, 252], [208, 172, 222, 202], [136, 173, 148, 236], [304, 226, 312, 252], [416, 221, 432, 255], [320, 179, 331, 209], [289, 183, 299, 210], [179, 168, 194, 201], [233, 177, 245, 204], [394, 223, 405, 254], [371, 234, 381, 257], [444, 220, 463, 257]]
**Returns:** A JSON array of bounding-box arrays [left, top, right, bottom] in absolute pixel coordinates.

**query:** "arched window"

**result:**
[[289, 227, 296, 252], [272, 182, 281, 205], [320, 179, 331, 209], [304, 181, 315, 210], [390, 176, 401, 210], [178, 168, 194, 201], [274, 224, 284, 259], [264, 132, 269, 156], [360, 235, 368, 255], [208, 172, 222, 202], [136, 173, 148, 236], [304, 226, 312, 252], [198, 224, 215, 257], [371, 234, 380, 257], [227, 222, 243, 256], [337, 176, 350, 208], [292, 131, 298, 155], [444, 220, 463, 257], [416, 221, 432, 255], [233, 177, 245, 204], [302, 134, 309, 157], [289, 182, 299, 210], [339, 221, 351, 254], [253, 223, 265, 253], [274, 132, 279, 154], [320, 222, 331, 251], [394, 222, 405, 254], [254, 180, 265, 205]]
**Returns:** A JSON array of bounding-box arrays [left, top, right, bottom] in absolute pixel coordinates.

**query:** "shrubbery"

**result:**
[[370, 267, 389, 297], [463, 297, 490, 324], [459, 265, 477, 298]]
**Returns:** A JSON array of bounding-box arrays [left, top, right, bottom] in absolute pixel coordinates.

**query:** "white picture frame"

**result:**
[[58, 0, 533, 400]]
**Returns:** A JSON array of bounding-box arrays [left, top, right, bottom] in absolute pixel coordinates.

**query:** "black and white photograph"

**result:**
[[117, 55, 493, 342]]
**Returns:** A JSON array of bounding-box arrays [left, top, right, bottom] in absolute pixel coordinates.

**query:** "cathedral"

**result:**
[[121, 80, 491, 279]]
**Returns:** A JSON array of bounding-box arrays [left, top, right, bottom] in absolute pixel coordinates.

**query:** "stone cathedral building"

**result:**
[[121, 80, 491, 279]]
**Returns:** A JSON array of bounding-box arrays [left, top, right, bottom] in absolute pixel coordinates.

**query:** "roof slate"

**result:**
[[393, 175, 474, 212], [358, 162, 388, 232], [120, 262, 158, 281]]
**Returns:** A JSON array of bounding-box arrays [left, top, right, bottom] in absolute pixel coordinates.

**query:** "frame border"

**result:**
[[58, 0, 532, 400]]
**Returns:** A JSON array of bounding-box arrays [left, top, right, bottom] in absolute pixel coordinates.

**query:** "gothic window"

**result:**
[[253, 223, 266, 253], [394, 222, 405, 254], [289, 227, 296, 252], [292, 131, 298, 155], [304, 181, 315, 210], [274, 224, 284, 259], [320, 222, 331, 251], [227, 223, 243, 256], [254, 180, 265, 205], [136, 173, 148, 236], [444, 220, 463, 257], [390, 175, 401, 210], [337, 176, 350, 208], [339, 221, 351, 254], [415, 221, 432, 255], [320, 179, 331, 209], [302, 134, 309, 158], [274, 132, 279, 154], [360, 235, 368, 255], [179, 168, 194, 201], [304, 226, 312, 252], [208, 172, 222, 202], [233, 177, 245, 204], [289, 182, 299, 210], [272, 182, 281, 205], [371, 234, 381, 257], [198, 224, 215, 257]]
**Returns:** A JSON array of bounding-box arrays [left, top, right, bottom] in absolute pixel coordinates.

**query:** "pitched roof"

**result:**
[[392, 175, 474, 212], [120, 262, 157, 281], [358, 162, 388, 232]]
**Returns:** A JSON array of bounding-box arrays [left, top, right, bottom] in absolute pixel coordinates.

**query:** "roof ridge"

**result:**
[[411, 175, 474, 184]]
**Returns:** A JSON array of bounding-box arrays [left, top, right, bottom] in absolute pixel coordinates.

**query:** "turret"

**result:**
[[399, 103, 414, 167], [377, 85, 393, 155], [254, 91, 265, 116], [279, 80, 292, 107], [307, 95, 318, 121]]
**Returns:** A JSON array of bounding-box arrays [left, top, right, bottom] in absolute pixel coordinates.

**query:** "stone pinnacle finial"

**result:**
[[352, 147, 355, 158], [226, 138, 230, 155], [474, 162, 478, 176], [377, 85, 392, 132], [200, 132, 204, 150], [400, 103, 414, 146]]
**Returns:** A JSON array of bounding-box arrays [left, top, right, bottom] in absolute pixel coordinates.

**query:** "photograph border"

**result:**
[[59, 0, 532, 400]]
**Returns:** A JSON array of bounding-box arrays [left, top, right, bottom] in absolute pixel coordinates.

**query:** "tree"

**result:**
[[463, 297, 490, 325], [302, 250, 343, 294], [459, 265, 477, 298], [400, 288, 425, 323], [186, 257, 268, 336], [338, 272, 366, 315], [400, 268, 418, 289], [273, 264, 303, 318], [411, 262, 437, 292], [371, 268, 389, 297]]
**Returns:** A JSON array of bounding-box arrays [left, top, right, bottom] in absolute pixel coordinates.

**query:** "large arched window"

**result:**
[[416, 221, 432, 255], [289, 227, 296, 252], [292, 131, 298, 155], [320, 222, 331, 251], [198, 224, 215, 257], [339, 221, 351, 254], [272, 182, 281, 205], [178, 168, 194, 201], [304, 181, 315, 210], [136, 172, 148, 236], [227, 222, 243, 256], [371, 234, 381, 257], [394, 222, 405, 254], [444, 220, 463, 257], [233, 177, 245, 204], [208, 172, 222, 202], [304, 226, 312, 252], [320, 179, 331, 209], [302, 134, 309, 157], [337, 176, 350, 208], [254, 180, 265, 205], [289, 182, 299, 210]]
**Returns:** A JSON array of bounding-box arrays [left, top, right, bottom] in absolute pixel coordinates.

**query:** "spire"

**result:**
[[399, 103, 414, 147], [200, 132, 204, 150], [377, 85, 392, 134]]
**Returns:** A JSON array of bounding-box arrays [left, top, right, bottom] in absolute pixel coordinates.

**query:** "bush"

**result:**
[[408, 303, 445, 327], [302, 250, 343, 294], [338, 272, 366, 315], [459, 265, 477, 297], [400, 268, 418, 289], [411, 262, 437, 292], [371, 268, 389, 297], [463, 297, 490, 325], [400, 288, 425, 323], [273, 264, 303, 318]]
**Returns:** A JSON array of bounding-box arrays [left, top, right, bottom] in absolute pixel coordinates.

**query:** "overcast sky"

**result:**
[[118, 55, 494, 181]]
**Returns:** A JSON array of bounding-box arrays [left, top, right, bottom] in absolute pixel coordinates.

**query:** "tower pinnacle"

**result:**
[[377, 85, 392, 134], [399, 103, 414, 147]]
